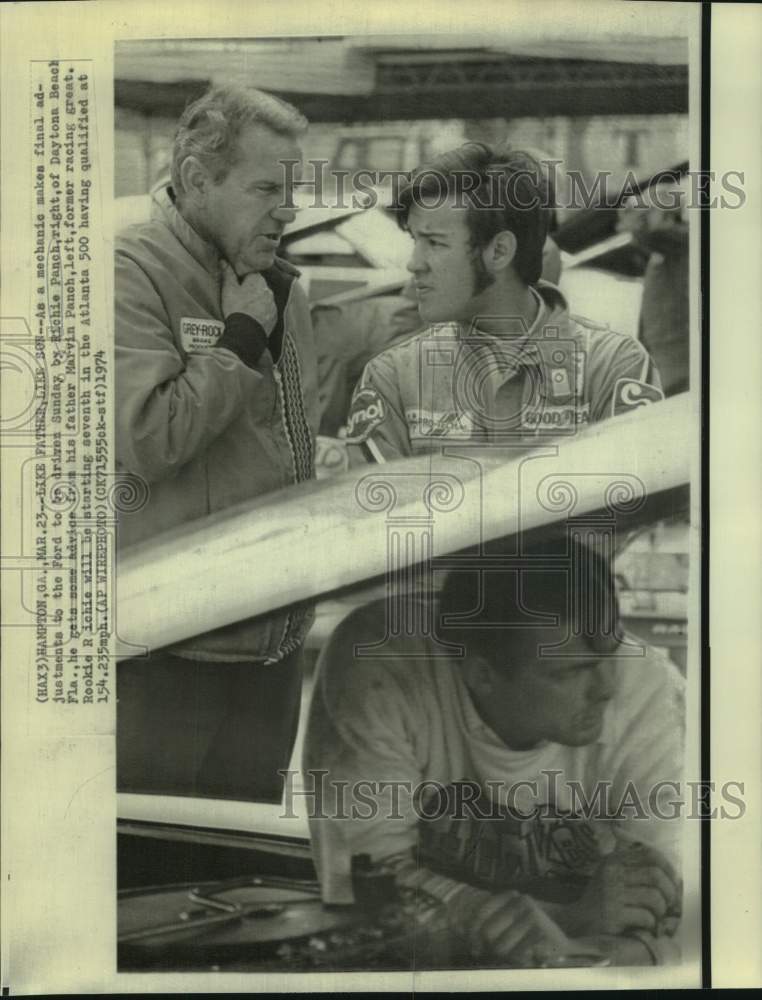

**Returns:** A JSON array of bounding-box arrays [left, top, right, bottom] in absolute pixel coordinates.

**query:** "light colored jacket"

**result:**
[[115, 184, 319, 662]]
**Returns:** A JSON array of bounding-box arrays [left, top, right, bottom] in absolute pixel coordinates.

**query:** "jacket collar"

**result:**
[[533, 278, 571, 318], [447, 281, 571, 346], [151, 182, 222, 277], [443, 282, 577, 401]]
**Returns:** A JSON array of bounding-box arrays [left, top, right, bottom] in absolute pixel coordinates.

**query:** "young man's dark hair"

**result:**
[[393, 142, 552, 285], [438, 535, 622, 669]]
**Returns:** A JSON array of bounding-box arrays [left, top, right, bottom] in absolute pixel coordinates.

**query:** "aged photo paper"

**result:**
[[1, 0, 759, 992]]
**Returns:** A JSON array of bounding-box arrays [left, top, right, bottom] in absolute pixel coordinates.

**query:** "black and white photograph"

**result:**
[[1, 0, 761, 993], [113, 18, 699, 977]]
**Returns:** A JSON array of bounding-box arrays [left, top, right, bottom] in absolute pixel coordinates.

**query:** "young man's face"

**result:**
[[477, 629, 619, 751], [198, 123, 302, 276], [405, 196, 488, 324]]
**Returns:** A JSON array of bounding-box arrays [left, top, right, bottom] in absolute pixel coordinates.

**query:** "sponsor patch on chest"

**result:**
[[180, 316, 225, 353], [406, 409, 477, 438], [521, 401, 591, 430]]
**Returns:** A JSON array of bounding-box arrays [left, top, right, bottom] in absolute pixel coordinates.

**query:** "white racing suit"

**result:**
[[345, 282, 663, 462]]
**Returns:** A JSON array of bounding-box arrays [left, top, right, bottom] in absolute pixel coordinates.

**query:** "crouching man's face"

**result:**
[[465, 629, 620, 751], [195, 123, 302, 276]]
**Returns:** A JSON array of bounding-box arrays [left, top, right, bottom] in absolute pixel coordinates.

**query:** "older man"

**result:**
[[304, 538, 684, 966], [115, 86, 318, 802]]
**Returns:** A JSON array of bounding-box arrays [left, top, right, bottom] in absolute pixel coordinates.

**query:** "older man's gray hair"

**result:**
[[171, 84, 308, 197]]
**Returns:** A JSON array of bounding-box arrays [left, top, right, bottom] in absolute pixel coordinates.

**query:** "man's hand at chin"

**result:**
[[221, 261, 277, 334]]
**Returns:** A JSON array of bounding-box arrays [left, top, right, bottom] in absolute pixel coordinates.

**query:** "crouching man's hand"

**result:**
[[466, 890, 573, 966], [564, 842, 681, 939], [572, 930, 681, 967]]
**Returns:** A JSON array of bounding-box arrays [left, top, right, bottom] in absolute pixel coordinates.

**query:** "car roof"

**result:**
[[117, 395, 690, 658]]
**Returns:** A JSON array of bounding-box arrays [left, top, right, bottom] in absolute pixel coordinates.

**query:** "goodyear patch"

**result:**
[[345, 387, 386, 443], [611, 378, 665, 415], [180, 316, 224, 353], [521, 402, 591, 431], [406, 409, 476, 438]]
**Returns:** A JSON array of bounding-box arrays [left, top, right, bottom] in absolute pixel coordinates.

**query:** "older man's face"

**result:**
[[199, 123, 301, 275]]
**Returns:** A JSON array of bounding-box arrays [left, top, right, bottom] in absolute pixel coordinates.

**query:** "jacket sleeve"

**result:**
[[344, 354, 412, 464], [115, 250, 268, 484], [586, 333, 665, 423]]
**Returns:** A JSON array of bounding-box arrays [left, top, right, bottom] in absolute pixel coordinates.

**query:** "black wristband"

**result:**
[[217, 313, 269, 368]]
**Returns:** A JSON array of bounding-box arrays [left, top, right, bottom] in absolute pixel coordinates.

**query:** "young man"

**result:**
[[115, 86, 318, 801], [344, 144, 663, 463], [303, 539, 684, 966]]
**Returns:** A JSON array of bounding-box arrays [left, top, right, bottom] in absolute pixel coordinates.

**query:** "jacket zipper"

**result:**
[[271, 333, 317, 661], [270, 364, 294, 659]]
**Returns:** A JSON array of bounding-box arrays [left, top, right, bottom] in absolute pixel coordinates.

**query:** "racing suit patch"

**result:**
[[521, 402, 591, 430], [611, 378, 665, 415], [575, 348, 587, 397], [345, 387, 386, 443], [180, 316, 224, 353], [406, 409, 476, 438]]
